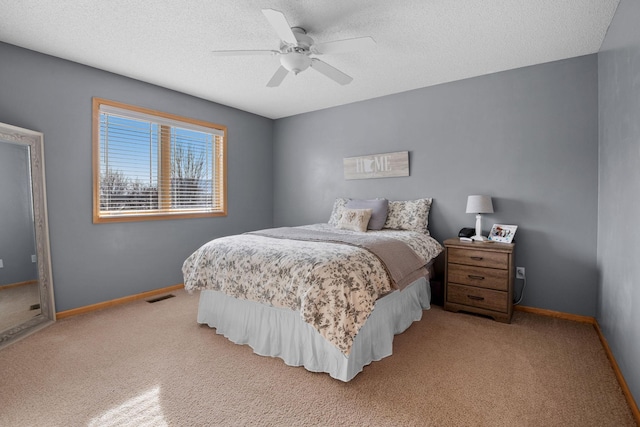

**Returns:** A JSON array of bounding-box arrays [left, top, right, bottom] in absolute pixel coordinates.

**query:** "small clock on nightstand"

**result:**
[[443, 238, 515, 323]]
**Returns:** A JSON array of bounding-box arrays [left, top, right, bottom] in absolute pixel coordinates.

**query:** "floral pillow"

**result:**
[[337, 208, 373, 232], [383, 198, 433, 234], [328, 197, 350, 226]]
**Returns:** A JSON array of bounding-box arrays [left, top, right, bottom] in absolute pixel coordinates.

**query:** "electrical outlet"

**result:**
[[0, 259, 3, 268], [516, 267, 525, 279], [31, 254, 37, 263]]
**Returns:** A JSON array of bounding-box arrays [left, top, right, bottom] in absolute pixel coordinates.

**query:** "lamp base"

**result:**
[[473, 214, 488, 242]]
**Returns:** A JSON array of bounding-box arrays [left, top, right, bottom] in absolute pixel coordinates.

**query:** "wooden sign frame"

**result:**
[[343, 151, 409, 180]]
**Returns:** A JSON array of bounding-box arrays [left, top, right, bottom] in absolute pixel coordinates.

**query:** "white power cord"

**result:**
[[514, 276, 526, 305]]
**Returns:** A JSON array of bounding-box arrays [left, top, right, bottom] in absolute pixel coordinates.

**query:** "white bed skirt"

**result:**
[[197, 277, 431, 382]]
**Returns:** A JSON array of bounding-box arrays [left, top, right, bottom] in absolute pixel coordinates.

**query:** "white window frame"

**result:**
[[92, 98, 227, 223]]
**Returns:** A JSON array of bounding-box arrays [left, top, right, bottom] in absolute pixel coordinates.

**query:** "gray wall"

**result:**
[[598, 0, 640, 407], [274, 55, 599, 316], [0, 142, 37, 285], [0, 42, 274, 311]]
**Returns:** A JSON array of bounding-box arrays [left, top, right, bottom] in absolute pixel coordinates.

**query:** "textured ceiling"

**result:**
[[0, 0, 620, 119]]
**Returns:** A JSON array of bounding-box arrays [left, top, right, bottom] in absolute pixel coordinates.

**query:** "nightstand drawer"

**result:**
[[448, 247, 508, 270], [447, 283, 509, 313], [447, 264, 509, 291]]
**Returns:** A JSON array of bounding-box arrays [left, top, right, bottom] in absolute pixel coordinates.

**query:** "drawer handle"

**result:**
[[470, 256, 484, 261], [467, 295, 485, 301], [468, 275, 485, 280]]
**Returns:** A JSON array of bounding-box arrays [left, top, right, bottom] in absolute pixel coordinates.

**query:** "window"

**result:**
[[92, 98, 226, 223]]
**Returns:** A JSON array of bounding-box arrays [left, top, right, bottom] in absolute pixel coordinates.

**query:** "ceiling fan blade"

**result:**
[[310, 59, 353, 85], [314, 36, 376, 54], [267, 66, 289, 87], [262, 9, 298, 45], [211, 50, 279, 56]]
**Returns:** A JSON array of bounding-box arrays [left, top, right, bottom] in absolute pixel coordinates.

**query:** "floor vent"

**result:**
[[146, 294, 175, 303], [29, 303, 41, 311]]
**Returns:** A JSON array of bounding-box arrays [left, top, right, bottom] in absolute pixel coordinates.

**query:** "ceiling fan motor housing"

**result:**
[[279, 27, 313, 74], [290, 27, 313, 49]]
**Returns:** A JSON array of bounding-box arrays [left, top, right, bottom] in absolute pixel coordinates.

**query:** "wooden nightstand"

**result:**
[[444, 238, 515, 323]]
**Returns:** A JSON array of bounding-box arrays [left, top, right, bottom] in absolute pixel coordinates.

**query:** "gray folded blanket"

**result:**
[[248, 227, 427, 290]]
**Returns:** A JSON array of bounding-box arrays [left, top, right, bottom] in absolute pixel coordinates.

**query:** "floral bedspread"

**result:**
[[182, 223, 443, 355]]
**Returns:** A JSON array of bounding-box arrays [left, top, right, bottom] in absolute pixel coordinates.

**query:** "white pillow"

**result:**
[[337, 208, 373, 232]]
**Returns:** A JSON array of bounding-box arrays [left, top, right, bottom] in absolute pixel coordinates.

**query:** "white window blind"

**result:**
[[93, 98, 226, 222]]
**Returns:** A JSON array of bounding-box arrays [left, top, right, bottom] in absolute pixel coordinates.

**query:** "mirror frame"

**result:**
[[0, 122, 55, 349]]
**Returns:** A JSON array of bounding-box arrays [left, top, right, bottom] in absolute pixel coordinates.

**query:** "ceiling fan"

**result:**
[[211, 9, 376, 87]]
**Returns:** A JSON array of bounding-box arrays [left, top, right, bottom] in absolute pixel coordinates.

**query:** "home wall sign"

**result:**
[[343, 151, 409, 180]]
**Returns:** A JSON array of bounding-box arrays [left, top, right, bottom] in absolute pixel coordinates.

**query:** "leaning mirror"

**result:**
[[0, 122, 55, 349]]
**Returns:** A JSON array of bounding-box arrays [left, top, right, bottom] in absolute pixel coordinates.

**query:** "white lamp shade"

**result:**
[[466, 195, 494, 214]]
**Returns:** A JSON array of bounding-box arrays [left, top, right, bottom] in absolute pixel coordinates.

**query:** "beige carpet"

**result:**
[[0, 290, 635, 426]]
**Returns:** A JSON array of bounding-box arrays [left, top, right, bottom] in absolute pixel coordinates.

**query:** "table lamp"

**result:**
[[466, 195, 493, 241]]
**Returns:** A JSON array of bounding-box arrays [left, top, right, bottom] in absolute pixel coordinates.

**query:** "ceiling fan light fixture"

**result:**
[[280, 52, 311, 75], [211, 9, 375, 87]]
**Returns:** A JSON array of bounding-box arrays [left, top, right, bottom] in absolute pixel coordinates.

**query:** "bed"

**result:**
[[182, 198, 442, 381]]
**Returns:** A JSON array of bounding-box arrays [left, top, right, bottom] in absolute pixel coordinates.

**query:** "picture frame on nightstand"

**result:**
[[488, 224, 517, 243]]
